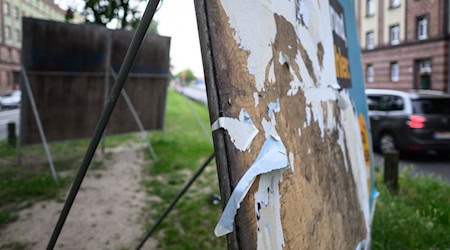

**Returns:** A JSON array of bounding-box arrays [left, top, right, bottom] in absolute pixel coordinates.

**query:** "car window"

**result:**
[[367, 94, 404, 111], [412, 98, 450, 115], [386, 95, 404, 111], [367, 95, 384, 111]]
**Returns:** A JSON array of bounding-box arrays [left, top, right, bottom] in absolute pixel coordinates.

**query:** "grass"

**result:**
[[372, 169, 450, 249], [141, 90, 225, 249]]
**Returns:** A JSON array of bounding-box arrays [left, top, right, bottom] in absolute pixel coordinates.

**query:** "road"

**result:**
[[181, 84, 450, 182], [373, 152, 450, 182], [179, 85, 208, 105], [0, 109, 20, 141]]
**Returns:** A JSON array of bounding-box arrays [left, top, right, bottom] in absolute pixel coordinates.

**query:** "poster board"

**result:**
[[20, 18, 170, 145], [195, 0, 375, 249]]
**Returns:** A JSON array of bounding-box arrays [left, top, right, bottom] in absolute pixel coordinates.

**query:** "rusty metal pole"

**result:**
[[383, 150, 399, 193], [7, 122, 16, 146]]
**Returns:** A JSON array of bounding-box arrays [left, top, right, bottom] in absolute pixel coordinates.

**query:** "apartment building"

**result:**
[[0, 0, 67, 93], [355, 0, 450, 92]]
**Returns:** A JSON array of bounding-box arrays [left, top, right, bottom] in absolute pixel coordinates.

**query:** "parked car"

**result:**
[[365, 89, 450, 154], [0, 90, 21, 110]]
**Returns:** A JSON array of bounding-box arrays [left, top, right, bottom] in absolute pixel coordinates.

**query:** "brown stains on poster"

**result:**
[[202, 1, 366, 249], [317, 42, 324, 69]]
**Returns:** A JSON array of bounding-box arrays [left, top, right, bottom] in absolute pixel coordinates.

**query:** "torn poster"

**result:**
[[214, 136, 289, 237], [211, 108, 259, 151]]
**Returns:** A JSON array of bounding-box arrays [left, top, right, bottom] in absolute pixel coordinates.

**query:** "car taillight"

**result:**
[[408, 115, 426, 129]]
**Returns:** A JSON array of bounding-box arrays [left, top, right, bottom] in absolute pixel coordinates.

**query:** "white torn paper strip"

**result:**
[[212, 108, 259, 151], [255, 169, 285, 250], [214, 136, 289, 237]]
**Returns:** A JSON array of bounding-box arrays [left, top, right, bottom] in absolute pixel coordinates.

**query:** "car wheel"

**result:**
[[379, 133, 397, 153]]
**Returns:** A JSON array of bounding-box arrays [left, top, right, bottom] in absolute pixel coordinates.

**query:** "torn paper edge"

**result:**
[[255, 169, 285, 250], [212, 108, 259, 151], [214, 136, 289, 237]]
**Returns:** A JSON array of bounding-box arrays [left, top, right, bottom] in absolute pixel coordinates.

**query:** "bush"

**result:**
[[372, 170, 450, 249]]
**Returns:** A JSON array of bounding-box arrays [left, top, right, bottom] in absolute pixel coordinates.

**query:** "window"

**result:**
[[389, 24, 400, 45], [14, 6, 19, 19], [366, 31, 374, 49], [417, 15, 428, 40], [14, 29, 20, 42], [413, 99, 450, 115], [390, 62, 399, 82], [419, 59, 432, 73], [366, 0, 375, 16], [7, 48, 12, 63], [366, 64, 374, 82], [5, 26, 11, 40], [3, 2, 9, 16], [367, 95, 404, 111], [387, 96, 404, 111], [390, 0, 401, 8]]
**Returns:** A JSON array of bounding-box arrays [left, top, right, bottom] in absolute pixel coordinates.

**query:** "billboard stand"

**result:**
[[21, 67, 58, 182], [110, 68, 158, 161], [101, 33, 113, 154]]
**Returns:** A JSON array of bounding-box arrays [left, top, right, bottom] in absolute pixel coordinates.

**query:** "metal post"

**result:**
[[7, 122, 16, 146], [110, 67, 158, 161], [184, 95, 213, 144], [383, 150, 399, 193], [135, 152, 215, 250], [46, 0, 161, 248], [21, 68, 58, 182], [101, 32, 112, 153]]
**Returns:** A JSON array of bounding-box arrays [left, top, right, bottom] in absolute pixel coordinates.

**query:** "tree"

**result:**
[[176, 69, 196, 84], [83, 0, 157, 30], [65, 8, 74, 22]]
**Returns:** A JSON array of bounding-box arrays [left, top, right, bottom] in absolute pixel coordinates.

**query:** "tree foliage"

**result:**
[[83, 0, 158, 31], [177, 69, 196, 84]]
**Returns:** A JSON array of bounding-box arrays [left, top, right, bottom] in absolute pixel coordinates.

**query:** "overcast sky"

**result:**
[[55, 0, 204, 78]]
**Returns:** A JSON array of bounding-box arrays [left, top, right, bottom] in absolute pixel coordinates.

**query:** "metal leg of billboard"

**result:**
[[135, 152, 215, 250], [20, 67, 59, 182], [101, 33, 113, 154], [110, 68, 158, 161]]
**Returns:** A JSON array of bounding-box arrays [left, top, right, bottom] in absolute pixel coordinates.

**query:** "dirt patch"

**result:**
[[0, 143, 157, 250]]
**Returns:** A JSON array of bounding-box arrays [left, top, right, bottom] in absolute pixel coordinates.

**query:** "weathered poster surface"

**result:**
[[196, 0, 375, 249]]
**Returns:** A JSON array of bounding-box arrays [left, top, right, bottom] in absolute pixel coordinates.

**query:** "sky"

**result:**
[[55, 0, 205, 78]]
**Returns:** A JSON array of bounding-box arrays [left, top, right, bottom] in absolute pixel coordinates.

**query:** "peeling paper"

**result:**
[[255, 169, 285, 250], [355, 240, 366, 250], [288, 152, 295, 172], [262, 100, 281, 140], [335, 89, 349, 110], [214, 136, 289, 237], [212, 108, 259, 151], [253, 92, 260, 107]]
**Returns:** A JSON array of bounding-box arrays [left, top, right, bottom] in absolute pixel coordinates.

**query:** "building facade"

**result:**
[[0, 0, 66, 94], [355, 0, 450, 93]]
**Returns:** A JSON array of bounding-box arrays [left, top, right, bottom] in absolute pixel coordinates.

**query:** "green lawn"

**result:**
[[372, 170, 450, 249], [141, 90, 225, 249]]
